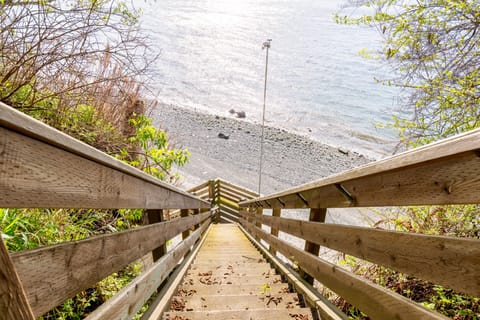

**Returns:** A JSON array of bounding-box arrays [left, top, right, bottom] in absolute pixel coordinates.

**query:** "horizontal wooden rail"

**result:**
[[241, 218, 447, 320], [186, 180, 210, 194], [248, 213, 480, 296], [85, 218, 210, 320], [219, 180, 259, 198], [218, 188, 246, 202], [240, 128, 480, 208], [210, 179, 257, 223], [0, 103, 209, 209], [12, 212, 211, 316], [220, 185, 258, 202]]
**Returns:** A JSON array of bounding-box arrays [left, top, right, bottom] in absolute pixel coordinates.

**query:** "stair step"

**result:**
[[163, 308, 314, 320], [192, 259, 266, 265], [196, 250, 259, 255], [194, 254, 263, 261], [177, 283, 290, 296], [169, 293, 303, 311], [181, 274, 282, 286], [187, 265, 273, 276]]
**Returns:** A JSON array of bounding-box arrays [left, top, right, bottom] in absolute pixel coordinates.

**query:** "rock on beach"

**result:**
[[152, 103, 372, 194]]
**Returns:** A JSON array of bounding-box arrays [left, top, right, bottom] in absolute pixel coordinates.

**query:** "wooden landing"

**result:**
[[163, 224, 314, 320]]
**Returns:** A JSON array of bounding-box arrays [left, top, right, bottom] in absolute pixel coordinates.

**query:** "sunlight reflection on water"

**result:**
[[139, 0, 401, 158]]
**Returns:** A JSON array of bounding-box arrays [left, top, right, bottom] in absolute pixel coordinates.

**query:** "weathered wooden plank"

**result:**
[[218, 190, 244, 203], [269, 208, 281, 255], [187, 181, 210, 194], [218, 197, 240, 209], [301, 208, 327, 284], [240, 128, 480, 209], [0, 104, 208, 209], [190, 190, 210, 199], [12, 212, 211, 316], [180, 209, 191, 240], [249, 214, 480, 296], [218, 204, 239, 217], [218, 187, 246, 201], [219, 180, 259, 198], [242, 220, 447, 320], [219, 186, 257, 203], [85, 219, 210, 320], [219, 210, 239, 222], [163, 309, 314, 320], [208, 179, 215, 200], [0, 240, 35, 320]]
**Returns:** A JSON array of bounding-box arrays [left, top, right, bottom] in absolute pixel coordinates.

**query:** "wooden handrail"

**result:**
[[203, 179, 258, 223], [85, 219, 210, 320], [247, 213, 480, 297], [240, 128, 480, 208], [12, 212, 211, 316], [236, 131, 480, 319], [0, 103, 214, 318], [0, 103, 209, 209], [241, 219, 448, 320]]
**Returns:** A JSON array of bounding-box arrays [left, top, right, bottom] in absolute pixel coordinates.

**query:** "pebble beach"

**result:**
[[152, 104, 372, 195]]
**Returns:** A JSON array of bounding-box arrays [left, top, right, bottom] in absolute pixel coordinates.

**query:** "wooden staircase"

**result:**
[[2, 103, 479, 319], [163, 224, 314, 320]]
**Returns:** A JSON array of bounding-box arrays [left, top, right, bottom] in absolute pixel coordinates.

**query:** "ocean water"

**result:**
[[138, 0, 400, 158]]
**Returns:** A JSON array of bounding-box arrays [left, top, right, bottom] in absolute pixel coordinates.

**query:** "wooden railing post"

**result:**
[[180, 209, 190, 239], [208, 179, 215, 202], [209, 179, 219, 222], [0, 240, 35, 320], [180, 209, 193, 257], [192, 208, 200, 230], [301, 208, 327, 284], [144, 209, 167, 261], [269, 208, 281, 255], [255, 207, 263, 241]]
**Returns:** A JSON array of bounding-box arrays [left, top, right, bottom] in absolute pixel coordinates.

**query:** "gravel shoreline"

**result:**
[[152, 103, 372, 195]]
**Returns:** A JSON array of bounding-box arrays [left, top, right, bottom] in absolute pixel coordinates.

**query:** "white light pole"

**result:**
[[258, 39, 271, 195]]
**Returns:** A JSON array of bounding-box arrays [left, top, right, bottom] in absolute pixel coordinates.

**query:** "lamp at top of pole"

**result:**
[[262, 39, 272, 50]]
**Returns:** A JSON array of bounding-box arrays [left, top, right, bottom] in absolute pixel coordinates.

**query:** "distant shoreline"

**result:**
[[151, 103, 372, 194]]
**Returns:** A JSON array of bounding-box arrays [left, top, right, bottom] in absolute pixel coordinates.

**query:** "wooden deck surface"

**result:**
[[163, 224, 314, 320]]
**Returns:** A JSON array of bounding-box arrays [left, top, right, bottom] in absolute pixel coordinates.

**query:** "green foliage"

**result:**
[[0, 208, 144, 252], [120, 114, 190, 182], [374, 205, 480, 238], [338, 0, 480, 147], [0, 208, 94, 252]]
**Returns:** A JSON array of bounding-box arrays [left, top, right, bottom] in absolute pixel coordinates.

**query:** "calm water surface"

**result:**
[[139, 0, 400, 158]]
